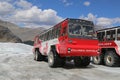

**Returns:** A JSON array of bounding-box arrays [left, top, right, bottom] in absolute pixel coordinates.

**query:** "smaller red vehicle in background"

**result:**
[[33, 18, 99, 68]]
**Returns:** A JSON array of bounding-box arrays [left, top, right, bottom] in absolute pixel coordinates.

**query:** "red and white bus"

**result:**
[[92, 26, 120, 67], [33, 18, 99, 68]]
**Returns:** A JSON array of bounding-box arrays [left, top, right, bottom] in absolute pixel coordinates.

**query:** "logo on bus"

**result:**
[[99, 43, 112, 46]]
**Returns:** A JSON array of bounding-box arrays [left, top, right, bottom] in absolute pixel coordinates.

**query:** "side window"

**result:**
[[111, 30, 115, 40], [44, 33, 47, 41], [54, 28, 57, 38], [43, 34, 45, 41], [56, 27, 60, 38], [51, 30, 53, 39], [46, 32, 49, 41], [41, 35, 43, 41], [117, 29, 120, 40], [97, 31, 105, 41], [97, 32, 101, 41], [106, 31, 111, 40], [106, 30, 115, 41], [48, 30, 52, 40], [53, 28, 56, 38], [49, 30, 52, 40], [39, 35, 42, 41]]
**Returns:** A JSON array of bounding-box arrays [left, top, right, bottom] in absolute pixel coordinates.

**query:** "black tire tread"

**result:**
[[48, 49, 65, 68], [74, 57, 90, 67], [35, 50, 45, 61], [92, 54, 104, 65], [104, 51, 120, 67]]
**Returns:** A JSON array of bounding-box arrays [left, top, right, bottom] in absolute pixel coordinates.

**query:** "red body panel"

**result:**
[[57, 37, 99, 57], [98, 41, 120, 56], [33, 18, 99, 57]]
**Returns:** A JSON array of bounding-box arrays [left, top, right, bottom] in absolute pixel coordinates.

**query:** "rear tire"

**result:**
[[74, 57, 90, 67], [92, 54, 104, 65], [48, 50, 65, 68], [35, 50, 44, 61], [104, 51, 120, 67]]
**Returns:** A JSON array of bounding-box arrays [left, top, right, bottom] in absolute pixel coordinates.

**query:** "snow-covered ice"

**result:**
[[0, 42, 33, 54], [0, 43, 120, 80]]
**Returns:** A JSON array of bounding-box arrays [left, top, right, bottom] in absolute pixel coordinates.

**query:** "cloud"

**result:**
[[83, 1, 90, 6], [80, 13, 120, 29], [96, 17, 113, 26], [0, 1, 15, 16], [12, 6, 63, 26], [0, 0, 63, 28], [80, 13, 97, 21], [16, 0, 32, 9], [61, 0, 73, 6], [0, 0, 12, 2], [113, 18, 120, 23]]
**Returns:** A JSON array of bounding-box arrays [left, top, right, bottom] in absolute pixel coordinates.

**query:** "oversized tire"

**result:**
[[104, 51, 120, 67], [92, 54, 104, 65], [74, 56, 90, 67], [34, 52, 36, 60], [48, 50, 65, 68], [34, 50, 44, 61], [61, 58, 66, 66]]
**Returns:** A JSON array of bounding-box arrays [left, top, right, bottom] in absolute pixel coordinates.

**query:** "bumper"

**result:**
[[60, 45, 99, 57]]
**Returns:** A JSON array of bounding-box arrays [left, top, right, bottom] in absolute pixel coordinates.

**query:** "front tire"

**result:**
[[74, 57, 90, 67], [92, 54, 104, 65], [104, 51, 120, 67]]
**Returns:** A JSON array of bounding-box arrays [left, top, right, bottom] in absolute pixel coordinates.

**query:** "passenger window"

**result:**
[[111, 30, 115, 40], [106, 30, 115, 41], [117, 29, 120, 40], [106, 31, 111, 40], [56, 27, 60, 38], [97, 32, 105, 41]]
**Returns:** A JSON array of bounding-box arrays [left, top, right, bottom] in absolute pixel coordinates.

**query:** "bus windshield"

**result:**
[[68, 21, 95, 39]]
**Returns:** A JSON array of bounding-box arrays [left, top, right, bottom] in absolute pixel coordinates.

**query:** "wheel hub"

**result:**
[[94, 56, 99, 62], [49, 53, 54, 64], [107, 56, 112, 63], [35, 51, 38, 59]]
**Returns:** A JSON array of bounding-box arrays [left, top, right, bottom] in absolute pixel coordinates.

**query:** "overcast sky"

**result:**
[[0, 0, 120, 28]]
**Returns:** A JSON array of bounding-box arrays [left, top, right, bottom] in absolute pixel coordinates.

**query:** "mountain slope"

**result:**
[[0, 25, 22, 43], [0, 20, 45, 42]]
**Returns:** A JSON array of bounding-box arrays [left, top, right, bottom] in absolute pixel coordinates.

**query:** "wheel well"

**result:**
[[101, 48, 117, 56], [51, 45, 56, 51], [50, 45, 59, 55], [35, 48, 39, 52]]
